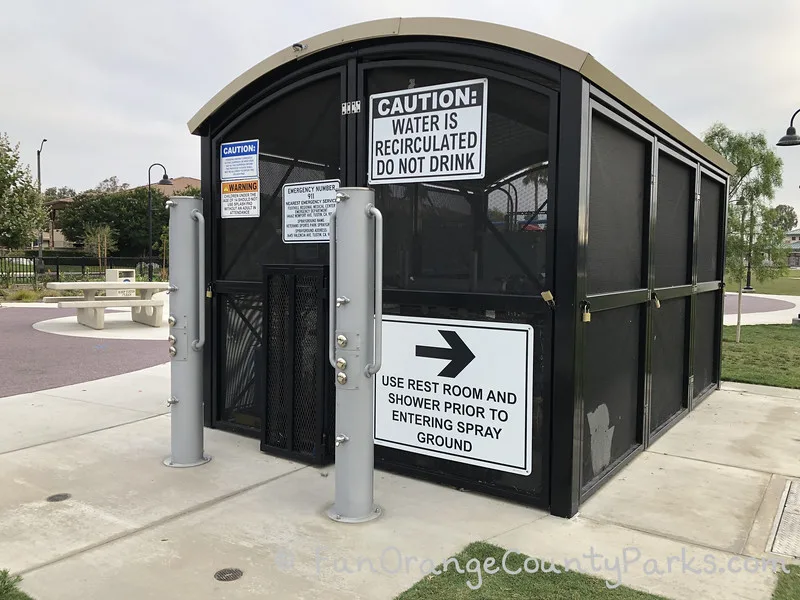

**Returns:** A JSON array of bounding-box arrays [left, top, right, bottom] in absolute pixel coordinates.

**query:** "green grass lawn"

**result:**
[[736, 273, 800, 296], [396, 542, 667, 600], [0, 571, 33, 600], [773, 564, 800, 600], [395, 543, 799, 600], [722, 325, 800, 389]]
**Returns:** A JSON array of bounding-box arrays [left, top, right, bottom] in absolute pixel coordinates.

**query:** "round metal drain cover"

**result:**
[[46, 493, 72, 503], [214, 568, 243, 582]]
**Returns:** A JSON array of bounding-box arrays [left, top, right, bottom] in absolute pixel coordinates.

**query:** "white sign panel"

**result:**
[[220, 139, 259, 180], [221, 179, 259, 218], [375, 315, 534, 475], [368, 79, 488, 185], [282, 179, 340, 243]]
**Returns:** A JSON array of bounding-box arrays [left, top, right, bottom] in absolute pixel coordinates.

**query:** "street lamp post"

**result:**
[[36, 139, 47, 259], [147, 163, 172, 281], [776, 109, 800, 147]]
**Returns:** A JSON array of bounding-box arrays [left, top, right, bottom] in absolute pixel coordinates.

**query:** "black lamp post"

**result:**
[[36, 139, 47, 259], [776, 109, 800, 147], [147, 163, 172, 281]]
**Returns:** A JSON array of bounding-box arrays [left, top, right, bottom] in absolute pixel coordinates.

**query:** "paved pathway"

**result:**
[[0, 307, 167, 398]]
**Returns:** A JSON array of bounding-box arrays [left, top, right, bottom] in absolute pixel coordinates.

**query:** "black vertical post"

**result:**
[[550, 70, 587, 518], [148, 178, 153, 281], [55, 256, 60, 281]]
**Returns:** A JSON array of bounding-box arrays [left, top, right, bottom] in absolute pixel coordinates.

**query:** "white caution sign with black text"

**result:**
[[374, 315, 534, 475], [282, 179, 340, 243], [368, 79, 488, 185]]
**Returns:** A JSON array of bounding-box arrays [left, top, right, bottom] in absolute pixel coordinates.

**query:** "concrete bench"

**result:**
[[57, 299, 164, 330], [43, 295, 141, 303]]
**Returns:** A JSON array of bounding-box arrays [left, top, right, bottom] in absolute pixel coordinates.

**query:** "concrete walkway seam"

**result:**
[[18, 465, 309, 577]]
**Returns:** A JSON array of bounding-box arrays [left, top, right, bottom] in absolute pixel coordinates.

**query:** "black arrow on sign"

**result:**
[[415, 330, 475, 378]]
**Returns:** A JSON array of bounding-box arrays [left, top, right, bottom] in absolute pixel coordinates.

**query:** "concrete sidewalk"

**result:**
[[0, 369, 797, 599], [724, 292, 799, 326]]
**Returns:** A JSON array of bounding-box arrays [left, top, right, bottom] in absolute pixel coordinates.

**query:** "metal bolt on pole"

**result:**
[[327, 187, 383, 523], [164, 196, 210, 468]]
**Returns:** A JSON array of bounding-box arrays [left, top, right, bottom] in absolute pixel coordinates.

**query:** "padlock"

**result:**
[[581, 302, 592, 323], [652, 292, 661, 309]]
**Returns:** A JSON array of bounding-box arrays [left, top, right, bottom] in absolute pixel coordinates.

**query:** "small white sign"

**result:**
[[282, 179, 340, 243], [368, 79, 488, 185], [221, 179, 260, 219], [375, 315, 534, 475], [220, 139, 259, 181]]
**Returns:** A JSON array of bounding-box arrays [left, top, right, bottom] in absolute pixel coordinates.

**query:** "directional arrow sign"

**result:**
[[415, 330, 475, 378], [375, 315, 535, 476]]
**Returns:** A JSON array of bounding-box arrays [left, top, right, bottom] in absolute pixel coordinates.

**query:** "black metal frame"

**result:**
[[196, 33, 730, 519]]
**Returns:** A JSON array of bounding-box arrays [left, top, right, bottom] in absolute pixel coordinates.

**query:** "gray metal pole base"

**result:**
[[163, 455, 212, 468], [326, 503, 382, 524]]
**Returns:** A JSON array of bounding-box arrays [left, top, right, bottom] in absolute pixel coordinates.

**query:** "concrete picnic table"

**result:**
[[45, 281, 170, 329]]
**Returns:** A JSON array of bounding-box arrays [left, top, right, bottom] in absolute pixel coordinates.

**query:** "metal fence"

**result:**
[[0, 256, 168, 285]]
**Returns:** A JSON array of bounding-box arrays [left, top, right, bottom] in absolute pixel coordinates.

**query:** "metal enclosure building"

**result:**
[[188, 18, 733, 518]]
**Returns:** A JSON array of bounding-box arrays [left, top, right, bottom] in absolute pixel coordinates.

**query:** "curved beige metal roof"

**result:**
[[188, 17, 734, 175]]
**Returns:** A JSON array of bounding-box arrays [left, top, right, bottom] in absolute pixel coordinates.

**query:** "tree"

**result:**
[[703, 123, 786, 342], [94, 176, 129, 193], [177, 184, 201, 197], [84, 224, 117, 270], [0, 132, 46, 250], [774, 204, 798, 233], [43, 186, 77, 200], [59, 186, 169, 256]]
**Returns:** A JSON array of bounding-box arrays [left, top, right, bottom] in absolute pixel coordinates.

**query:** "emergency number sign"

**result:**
[[368, 79, 488, 185], [374, 315, 534, 475]]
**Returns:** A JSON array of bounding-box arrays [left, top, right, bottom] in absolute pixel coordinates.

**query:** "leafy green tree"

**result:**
[[43, 186, 77, 200], [84, 224, 118, 269], [0, 133, 46, 250], [774, 204, 798, 232], [59, 186, 169, 256], [703, 123, 786, 342], [94, 176, 129, 193], [177, 184, 201, 197]]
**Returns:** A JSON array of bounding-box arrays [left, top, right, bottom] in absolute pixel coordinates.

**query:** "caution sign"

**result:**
[[221, 179, 259, 219], [374, 315, 533, 475], [368, 79, 488, 185], [220, 139, 259, 181], [282, 179, 340, 243]]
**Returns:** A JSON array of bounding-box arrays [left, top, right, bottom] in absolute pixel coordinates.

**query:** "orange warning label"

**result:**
[[222, 179, 259, 193]]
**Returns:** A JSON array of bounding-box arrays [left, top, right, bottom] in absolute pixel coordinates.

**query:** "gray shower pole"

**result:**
[[327, 187, 383, 523], [164, 196, 211, 468]]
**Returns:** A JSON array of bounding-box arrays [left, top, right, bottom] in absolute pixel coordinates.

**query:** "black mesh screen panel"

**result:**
[[587, 115, 649, 294], [221, 294, 263, 429], [582, 305, 642, 487], [368, 66, 552, 295], [650, 298, 688, 432], [261, 267, 332, 464], [693, 291, 718, 397], [698, 176, 723, 282], [655, 154, 693, 287], [219, 76, 341, 281]]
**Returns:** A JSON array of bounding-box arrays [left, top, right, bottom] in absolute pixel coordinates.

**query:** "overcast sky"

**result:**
[[2, 0, 798, 214]]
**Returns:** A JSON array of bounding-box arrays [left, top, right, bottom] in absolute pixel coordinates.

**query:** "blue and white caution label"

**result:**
[[220, 139, 259, 181]]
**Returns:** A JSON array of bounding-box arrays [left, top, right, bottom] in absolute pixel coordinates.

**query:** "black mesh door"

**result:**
[[260, 265, 333, 464], [210, 70, 343, 439], [693, 291, 719, 398], [582, 305, 643, 487], [650, 298, 689, 432]]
